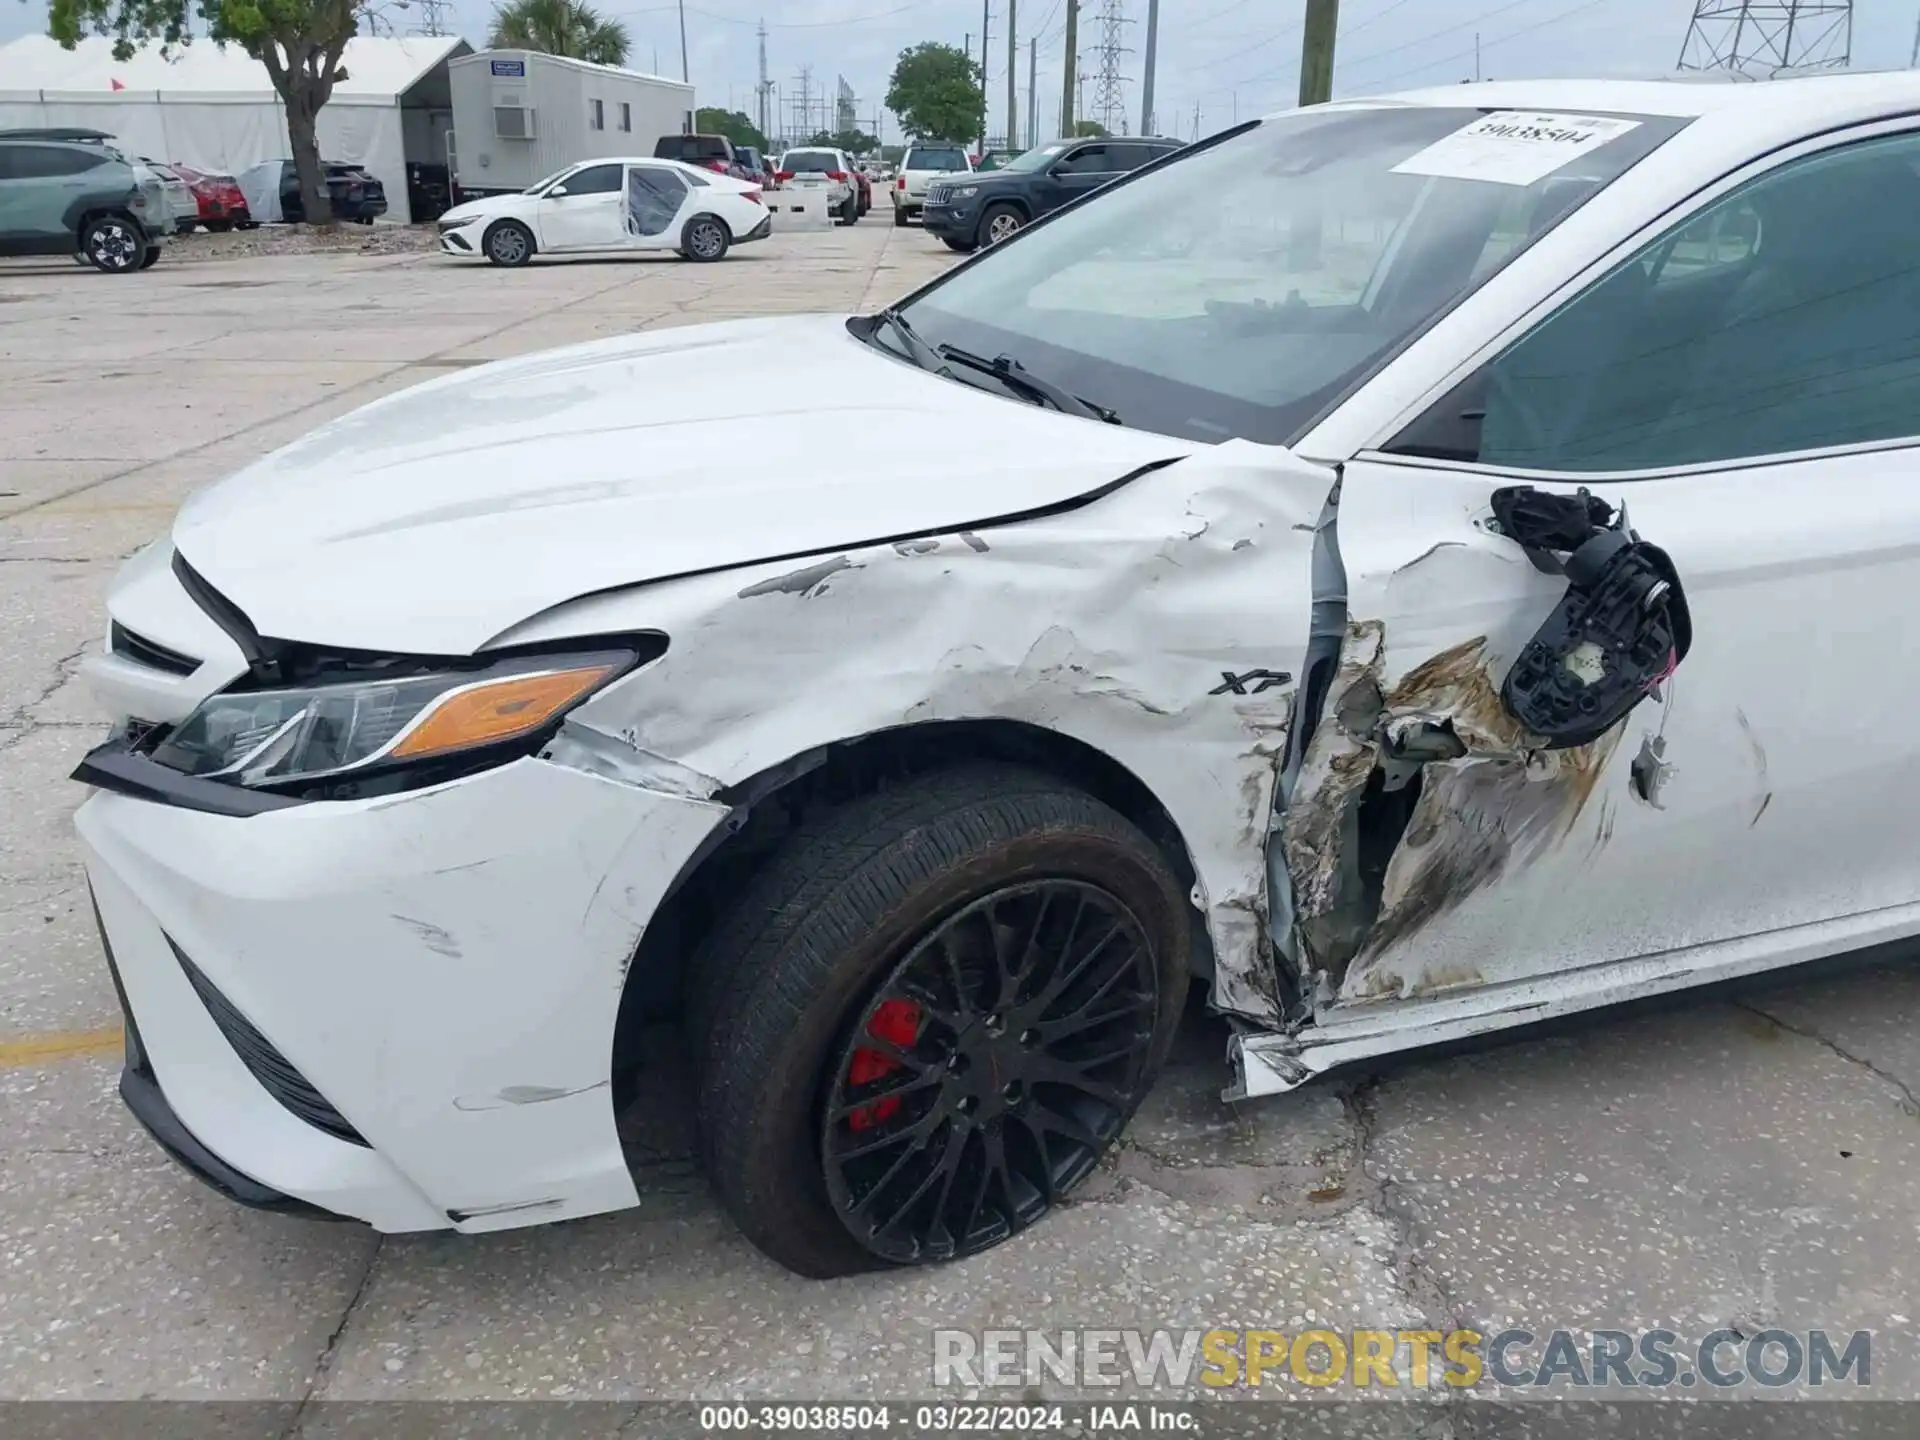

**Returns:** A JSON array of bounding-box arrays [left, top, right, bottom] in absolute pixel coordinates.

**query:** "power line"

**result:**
[[1356, 0, 1617, 91]]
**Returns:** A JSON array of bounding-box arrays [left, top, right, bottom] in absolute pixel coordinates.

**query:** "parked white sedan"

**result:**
[[72, 72, 1920, 1279], [437, 156, 771, 266]]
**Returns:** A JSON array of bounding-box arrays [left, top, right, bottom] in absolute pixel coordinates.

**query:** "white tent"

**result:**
[[0, 34, 470, 223]]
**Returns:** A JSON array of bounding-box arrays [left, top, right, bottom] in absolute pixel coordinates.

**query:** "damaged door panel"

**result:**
[[490, 440, 1340, 1028], [1281, 450, 1920, 1022]]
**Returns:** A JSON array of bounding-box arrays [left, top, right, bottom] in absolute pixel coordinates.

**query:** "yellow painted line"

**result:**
[[0, 1027, 123, 1068]]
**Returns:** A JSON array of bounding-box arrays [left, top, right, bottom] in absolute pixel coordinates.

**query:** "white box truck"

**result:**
[[449, 49, 695, 200]]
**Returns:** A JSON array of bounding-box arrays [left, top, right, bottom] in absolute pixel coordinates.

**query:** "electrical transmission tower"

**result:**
[[1676, 1, 1852, 79], [1088, 0, 1132, 136], [410, 0, 451, 36]]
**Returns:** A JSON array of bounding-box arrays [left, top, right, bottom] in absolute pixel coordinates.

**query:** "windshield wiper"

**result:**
[[935, 344, 1121, 424], [869, 306, 943, 372]]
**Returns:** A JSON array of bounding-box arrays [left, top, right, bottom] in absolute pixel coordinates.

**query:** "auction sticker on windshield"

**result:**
[[1391, 111, 1642, 187]]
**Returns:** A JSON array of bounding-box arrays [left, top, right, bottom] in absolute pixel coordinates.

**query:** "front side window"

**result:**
[[1409, 129, 1920, 473], [560, 163, 622, 196], [1057, 144, 1115, 175], [898, 105, 1685, 445]]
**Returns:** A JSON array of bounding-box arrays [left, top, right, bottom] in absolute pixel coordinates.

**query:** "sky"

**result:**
[[5, 0, 1919, 146]]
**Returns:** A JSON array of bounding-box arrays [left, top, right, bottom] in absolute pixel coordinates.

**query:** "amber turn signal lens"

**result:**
[[390, 666, 614, 760]]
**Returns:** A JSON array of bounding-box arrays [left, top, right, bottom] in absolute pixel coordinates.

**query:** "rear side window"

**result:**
[[908, 147, 968, 172], [3, 144, 105, 178], [783, 151, 840, 173]]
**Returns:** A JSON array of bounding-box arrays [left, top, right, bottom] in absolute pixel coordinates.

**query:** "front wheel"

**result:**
[[981, 203, 1025, 246], [680, 213, 731, 262], [82, 216, 144, 273], [482, 219, 534, 267], [684, 766, 1189, 1277]]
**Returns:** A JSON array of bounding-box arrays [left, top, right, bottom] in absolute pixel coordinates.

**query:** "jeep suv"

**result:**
[[0, 133, 167, 271], [921, 135, 1184, 251]]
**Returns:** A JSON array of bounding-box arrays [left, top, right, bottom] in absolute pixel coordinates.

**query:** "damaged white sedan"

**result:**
[[73, 74, 1920, 1275]]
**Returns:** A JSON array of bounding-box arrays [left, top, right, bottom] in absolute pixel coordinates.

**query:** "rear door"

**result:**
[[623, 162, 692, 248], [1286, 117, 1920, 1009], [536, 162, 626, 249]]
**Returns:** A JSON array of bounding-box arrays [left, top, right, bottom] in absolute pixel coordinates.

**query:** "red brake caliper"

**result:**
[[846, 997, 924, 1131]]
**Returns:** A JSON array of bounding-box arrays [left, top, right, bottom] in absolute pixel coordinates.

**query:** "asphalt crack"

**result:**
[[1737, 998, 1920, 1118], [1344, 1077, 1460, 1331], [283, 1235, 384, 1439]]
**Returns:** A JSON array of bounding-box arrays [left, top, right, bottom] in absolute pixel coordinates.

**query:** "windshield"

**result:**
[[897, 106, 1687, 445], [908, 147, 969, 172], [1000, 143, 1068, 174], [524, 166, 573, 194]]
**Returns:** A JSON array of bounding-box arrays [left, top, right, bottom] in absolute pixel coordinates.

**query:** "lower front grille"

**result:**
[[167, 936, 370, 1147]]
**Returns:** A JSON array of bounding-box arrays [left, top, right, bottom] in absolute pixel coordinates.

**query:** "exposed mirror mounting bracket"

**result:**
[[1491, 485, 1693, 750]]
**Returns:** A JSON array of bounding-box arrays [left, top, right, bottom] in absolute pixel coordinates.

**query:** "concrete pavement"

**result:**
[[2, 223, 1916, 1428]]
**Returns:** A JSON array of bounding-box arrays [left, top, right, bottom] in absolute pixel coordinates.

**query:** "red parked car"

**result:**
[[171, 164, 254, 232]]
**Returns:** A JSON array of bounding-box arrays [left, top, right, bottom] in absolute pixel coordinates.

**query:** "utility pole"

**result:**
[[1006, 0, 1017, 156], [1912, 3, 1920, 66], [1059, 0, 1077, 139], [1139, 0, 1159, 136], [677, 0, 689, 83], [1027, 38, 1037, 145], [756, 19, 773, 141], [979, 0, 992, 151], [1298, 0, 1338, 105], [1678, 1, 1852, 77]]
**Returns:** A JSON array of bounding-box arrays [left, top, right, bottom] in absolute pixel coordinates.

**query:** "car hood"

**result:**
[[171, 314, 1197, 655], [439, 193, 524, 222]]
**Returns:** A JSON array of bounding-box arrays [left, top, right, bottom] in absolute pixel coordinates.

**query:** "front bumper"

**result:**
[[920, 201, 974, 239], [75, 739, 729, 1234], [437, 217, 487, 256]]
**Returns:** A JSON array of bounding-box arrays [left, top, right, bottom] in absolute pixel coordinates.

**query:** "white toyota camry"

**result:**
[[435, 155, 771, 266], [74, 74, 1920, 1276]]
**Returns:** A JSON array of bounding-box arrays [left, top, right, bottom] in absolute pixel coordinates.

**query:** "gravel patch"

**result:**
[[174, 223, 441, 261]]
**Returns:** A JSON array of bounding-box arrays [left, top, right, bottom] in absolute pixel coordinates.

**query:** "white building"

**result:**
[[0, 34, 471, 223], [448, 49, 695, 197]]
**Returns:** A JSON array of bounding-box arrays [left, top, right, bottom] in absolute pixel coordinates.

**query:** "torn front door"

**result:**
[[1284, 448, 1920, 1009]]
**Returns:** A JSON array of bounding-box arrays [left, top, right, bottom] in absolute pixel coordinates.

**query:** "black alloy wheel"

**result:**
[[820, 880, 1159, 1264]]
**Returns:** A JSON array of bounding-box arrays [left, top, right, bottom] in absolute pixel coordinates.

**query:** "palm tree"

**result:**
[[488, 0, 632, 67]]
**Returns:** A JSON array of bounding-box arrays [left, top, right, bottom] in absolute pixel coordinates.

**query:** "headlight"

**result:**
[[149, 647, 640, 791], [953, 185, 979, 199]]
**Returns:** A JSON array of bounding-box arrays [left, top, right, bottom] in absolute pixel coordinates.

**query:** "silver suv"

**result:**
[[0, 130, 168, 271], [891, 143, 974, 225]]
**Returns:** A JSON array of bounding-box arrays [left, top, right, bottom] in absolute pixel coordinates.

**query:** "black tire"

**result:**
[[941, 237, 976, 253], [892, 205, 908, 228], [203, 220, 233, 233], [680, 213, 731, 262], [81, 215, 144, 273], [482, 218, 535, 267], [684, 765, 1190, 1278], [839, 194, 859, 225], [136, 246, 161, 270], [980, 202, 1026, 247]]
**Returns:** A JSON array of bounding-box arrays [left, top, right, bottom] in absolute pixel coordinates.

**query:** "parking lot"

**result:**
[[4, 221, 1920, 1422]]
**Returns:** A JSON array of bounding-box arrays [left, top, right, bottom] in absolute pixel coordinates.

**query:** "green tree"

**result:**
[[488, 0, 630, 66], [1070, 119, 1108, 138], [807, 127, 878, 156], [45, 0, 364, 225], [696, 107, 769, 151], [884, 42, 983, 144]]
